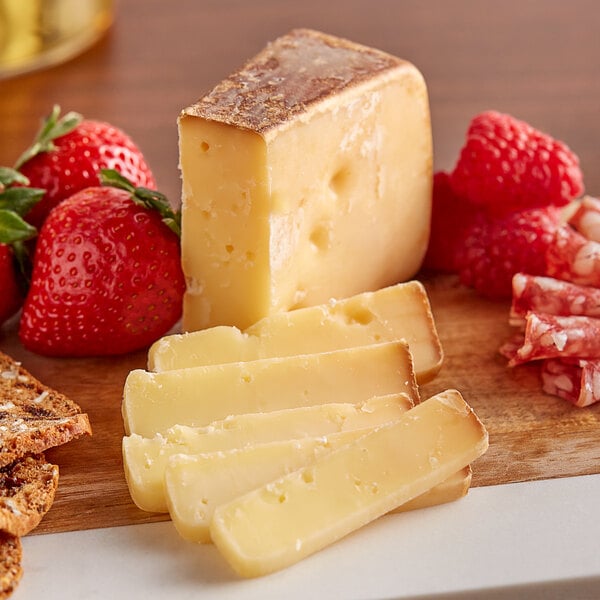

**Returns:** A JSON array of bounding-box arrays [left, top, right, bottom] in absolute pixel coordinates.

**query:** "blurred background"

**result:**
[[1, 0, 599, 203]]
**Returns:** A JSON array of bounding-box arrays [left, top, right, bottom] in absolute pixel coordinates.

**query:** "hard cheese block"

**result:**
[[166, 438, 472, 544], [122, 341, 418, 438], [179, 28, 432, 331], [210, 389, 488, 578], [149, 281, 442, 383], [123, 394, 413, 513]]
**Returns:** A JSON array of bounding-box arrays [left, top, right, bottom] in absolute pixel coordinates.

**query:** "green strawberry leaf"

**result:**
[[13, 104, 83, 170], [0, 209, 38, 244], [0, 187, 45, 216], [100, 168, 182, 237], [0, 167, 30, 188]]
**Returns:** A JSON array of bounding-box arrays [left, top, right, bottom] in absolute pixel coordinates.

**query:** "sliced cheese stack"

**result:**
[[165, 440, 472, 544], [123, 394, 414, 513], [210, 390, 488, 578], [178, 28, 433, 331], [149, 281, 443, 384], [123, 341, 418, 438]]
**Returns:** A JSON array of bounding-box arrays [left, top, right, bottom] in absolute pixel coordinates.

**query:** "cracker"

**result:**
[[0, 352, 91, 468], [0, 454, 59, 537], [0, 532, 22, 599]]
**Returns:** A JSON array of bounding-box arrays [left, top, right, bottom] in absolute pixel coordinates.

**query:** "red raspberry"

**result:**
[[456, 206, 561, 299], [450, 111, 583, 216], [423, 171, 480, 272]]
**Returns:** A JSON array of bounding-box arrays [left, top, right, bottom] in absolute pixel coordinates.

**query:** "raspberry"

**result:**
[[423, 171, 480, 272], [456, 206, 561, 299], [450, 111, 583, 216]]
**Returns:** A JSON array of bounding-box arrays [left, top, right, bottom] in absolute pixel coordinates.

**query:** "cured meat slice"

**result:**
[[541, 358, 600, 408], [498, 333, 524, 362], [510, 273, 600, 326], [567, 196, 600, 242], [508, 312, 600, 366], [546, 226, 600, 286]]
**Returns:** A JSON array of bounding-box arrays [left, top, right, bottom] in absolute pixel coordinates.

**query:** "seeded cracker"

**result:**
[[0, 532, 21, 599], [0, 454, 59, 537], [0, 351, 92, 468]]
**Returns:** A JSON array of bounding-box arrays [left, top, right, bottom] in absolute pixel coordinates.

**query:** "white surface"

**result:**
[[16, 474, 600, 600]]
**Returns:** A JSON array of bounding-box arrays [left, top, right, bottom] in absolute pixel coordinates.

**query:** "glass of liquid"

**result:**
[[0, 0, 113, 79]]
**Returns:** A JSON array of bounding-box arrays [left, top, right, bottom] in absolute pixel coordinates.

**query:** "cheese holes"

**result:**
[[200, 141, 210, 153], [309, 223, 331, 252], [329, 166, 351, 196]]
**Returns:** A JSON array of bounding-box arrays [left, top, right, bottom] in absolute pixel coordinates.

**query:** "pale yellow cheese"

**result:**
[[179, 29, 432, 331], [167, 431, 369, 543], [149, 281, 442, 383], [122, 341, 418, 438], [123, 394, 413, 513], [166, 441, 472, 544], [210, 390, 488, 578]]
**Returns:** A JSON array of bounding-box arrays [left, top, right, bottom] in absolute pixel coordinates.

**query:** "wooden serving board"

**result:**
[[0, 274, 599, 536]]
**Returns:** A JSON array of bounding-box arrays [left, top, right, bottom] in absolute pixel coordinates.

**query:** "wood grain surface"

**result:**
[[0, 0, 599, 535]]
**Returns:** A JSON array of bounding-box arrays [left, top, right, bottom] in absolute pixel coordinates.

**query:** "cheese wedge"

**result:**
[[166, 440, 472, 543], [123, 394, 413, 513], [122, 341, 418, 438], [148, 281, 442, 383], [179, 29, 432, 331], [210, 390, 488, 578]]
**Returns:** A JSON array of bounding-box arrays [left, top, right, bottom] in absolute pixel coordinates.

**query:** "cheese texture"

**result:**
[[122, 341, 418, 438], [210, 390, 488, 578], [149, 281, 442, 383], [166, 443, 472, 544], [179, 28, 432, 331], [123, 394, 413, 513]]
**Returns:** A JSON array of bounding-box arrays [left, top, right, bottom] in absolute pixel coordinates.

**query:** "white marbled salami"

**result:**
[[546, 226, 600, 286], [510, 273, 600, 326], [508, 312, 600, 366], [541, 358, 600, 407], [567, 196, 600, 242]]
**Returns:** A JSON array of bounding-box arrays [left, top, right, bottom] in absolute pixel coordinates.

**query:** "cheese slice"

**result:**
[[149, 281, 442, 383], [179, 29, 432, 331], [122, 341, 418, 438], [123, 393, 413, 513], [210, 389, 488, 578], [166, 438, 472, 543]]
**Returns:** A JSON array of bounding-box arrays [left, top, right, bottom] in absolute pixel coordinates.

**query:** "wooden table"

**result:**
[[1, 2, 600, 593]]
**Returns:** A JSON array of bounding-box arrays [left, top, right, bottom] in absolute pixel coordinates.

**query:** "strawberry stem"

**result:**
[[13, 105, 82, 170], [100, 169, 182, 236], [0, 167, 30, 190]]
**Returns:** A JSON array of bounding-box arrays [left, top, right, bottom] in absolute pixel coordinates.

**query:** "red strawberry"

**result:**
[[19, 171, 184, 357], [450, 110, 583, 216], [15, 106, 156, 228], [0, 245, 21, 326], [0, 167, 41, 326], [423, 171, 481, 272], [456, 206, 561, 299]]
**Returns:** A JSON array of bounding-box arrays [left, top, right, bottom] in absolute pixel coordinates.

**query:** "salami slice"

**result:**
[[510, 273, 600, 326], [546, 226, 600, 286], [567, 196, 600, 242], [541, 358, 600, 407], [499, 333, 524, 361], [509, 312, 600, 366]]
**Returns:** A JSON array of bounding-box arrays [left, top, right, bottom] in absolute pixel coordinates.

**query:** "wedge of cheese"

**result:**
[[179, 28, 432, 331], [122, 341, 418, 438], [210, 390, 488, 578], [123, 393, 413, 513], [149, 281, 442, 383], [166, 439, 472, 543]]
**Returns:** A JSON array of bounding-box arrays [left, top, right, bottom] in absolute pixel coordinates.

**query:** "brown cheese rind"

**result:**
[[182, 28, 409, 135]]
